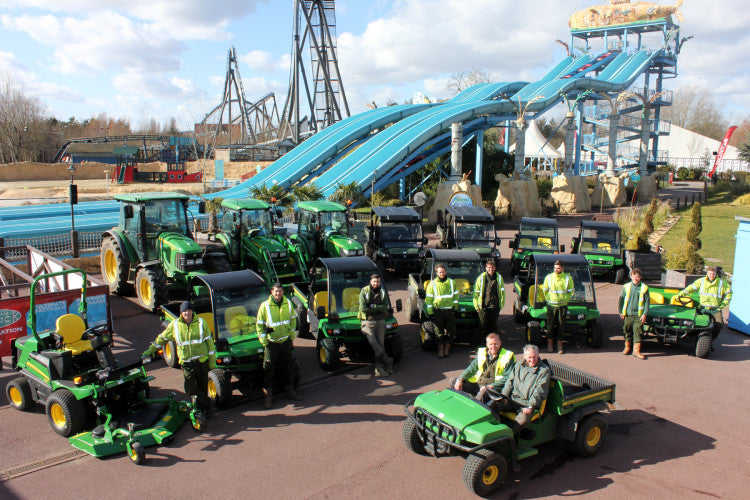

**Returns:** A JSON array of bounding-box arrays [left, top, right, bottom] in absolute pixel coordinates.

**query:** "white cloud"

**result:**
[[0, 50, 83, 102], [112, 72, 205, 101]]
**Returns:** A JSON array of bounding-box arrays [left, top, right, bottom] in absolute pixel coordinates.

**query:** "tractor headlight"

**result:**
[[222, 356, 232, 364], [682, 320, 693, 327], [186, 259, 195, 266], [333, 329, 341, 335], [651, 317, 662, 324], [378, 249, 390, 257], [342, 248, 359, 256], [194, 257, 203, 266], [577, 314, 585, 320]]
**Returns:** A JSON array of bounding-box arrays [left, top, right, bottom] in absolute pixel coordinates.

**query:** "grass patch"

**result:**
[[658, 197, 750, 274]]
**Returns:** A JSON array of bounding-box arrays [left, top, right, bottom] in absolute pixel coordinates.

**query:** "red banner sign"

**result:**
[[709, 126, 737, 178]]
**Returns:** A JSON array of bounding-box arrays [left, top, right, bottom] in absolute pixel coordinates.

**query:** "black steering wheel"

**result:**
[[84, 324, 109, 340], [484, 386, 505, 402]]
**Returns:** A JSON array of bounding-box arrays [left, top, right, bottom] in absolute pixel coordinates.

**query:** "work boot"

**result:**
[[622, 341, 633, 355], [382, 354, 394, 374], [633, 343, 646, 360], [547, 339, 554, 353], [374, 363, 387, 376], [437, 343, 445, 358], [444, 343, 451, 357], [263, 388, 272, 409], [285, 386, 303, 401], [557, 340, 565, 354]]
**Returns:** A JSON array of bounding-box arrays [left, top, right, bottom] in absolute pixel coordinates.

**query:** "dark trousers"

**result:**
[[546, 305, 567, 341], [477, 307, 499, 338], [263, 339, 293, 390], [494, 397, 533, 429], [182, 359, 211, 412], [622, 315, 645, 343], [709, 311, 724, 339], [433, 309, 456, 343]]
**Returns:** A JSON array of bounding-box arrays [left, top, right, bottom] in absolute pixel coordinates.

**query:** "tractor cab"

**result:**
[[571, 220, 626, 283], [291, 200, 364, 261], [365, 206, 426, 273]]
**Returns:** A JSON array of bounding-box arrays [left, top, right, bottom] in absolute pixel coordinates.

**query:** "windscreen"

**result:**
[[144, 199, 188, 236], [240, 209, 272, 235], [381, 222, 422, 246], [328, 270, 387, 315], [535, 264, 595, 305], [580, 227, 620, 255], [321, 211, 349, 236], [455, 222, 493, 242], [214, 286, 269, 340], [518, 223, 558, 251], [433, 260, 483, 295]]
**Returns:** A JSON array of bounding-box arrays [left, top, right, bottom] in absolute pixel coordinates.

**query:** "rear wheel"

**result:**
[[695, 334, 711, 358], [6, 377, 32, 411], [208, 370, 232, 408], [295, 306, 311, 339], [462, 448, 509, 497], [163, 340, 179, 368], [512, 301, 524, 323], [386, 334, 403, 362], [568, 413, 607, 457], [135, 267, 168, 313], [407, 295, 420, 323], [101, 236, 131, 295], [586, 322, 604, 348], [420, 321, 437, 351], [402, 419, 427, 455], [318, 337, 339, 371], [46, 389, 87, 437], [128, 442, 145, 465], [526, 321, 543, 347]]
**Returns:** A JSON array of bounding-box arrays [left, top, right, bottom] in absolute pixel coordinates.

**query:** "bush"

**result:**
[[370, 191, 402, 207], [329, 181, 368, 207], [688, 167, 704, 180], [536, 178, 552, 200], [615, 199, 671, 252], [676, 167, 690, 180], [732, 193, 750, 206], [665, 242, 704, 273]]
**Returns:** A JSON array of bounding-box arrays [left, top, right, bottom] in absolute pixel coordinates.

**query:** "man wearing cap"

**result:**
[[358, 274, 393, 376], [256, 282, 301, 409], [142, 301, 215, 413]]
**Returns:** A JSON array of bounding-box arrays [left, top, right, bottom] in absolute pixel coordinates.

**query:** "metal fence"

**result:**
[[0, 232, 103, 262]]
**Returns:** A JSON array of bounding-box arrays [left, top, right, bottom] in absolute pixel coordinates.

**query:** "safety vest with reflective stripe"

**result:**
[[256, 295, 296, 345], [473, 272, 505, 311], [467, 347, 515, 384], [154, 316, 215, 364], [621, 282, 650, 316], [681, 277, 733, 309], [542, 272, 574, 306], [425, 277, 458, 314]]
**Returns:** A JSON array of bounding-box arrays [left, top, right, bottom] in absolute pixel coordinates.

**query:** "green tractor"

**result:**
[[403, 360, 615, 496], [5, 268, 203, 465], [436, 205, 500, 264], [290, 257, 402, 371], [512, 254, 603, 348], [215, 198, 309, 288], [509, 217, 563, 277], [364, 206, 427, 274], [100, 192, 231, 312], [571, 220, 627, 284], [289, 201, 365, 263], [159, 270, 301, 406], [644, 287, 721, 358]]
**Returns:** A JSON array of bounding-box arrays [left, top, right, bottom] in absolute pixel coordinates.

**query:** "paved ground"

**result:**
[[1, 221, 748, 499]]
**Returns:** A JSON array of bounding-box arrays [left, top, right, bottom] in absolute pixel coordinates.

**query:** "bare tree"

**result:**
[[0, 73, 51, 163], [660, 85, 728, 140], [445, 68, 492, 96]]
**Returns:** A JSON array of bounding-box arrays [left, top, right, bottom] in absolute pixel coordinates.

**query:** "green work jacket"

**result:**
[[473, 272, 505, 311]]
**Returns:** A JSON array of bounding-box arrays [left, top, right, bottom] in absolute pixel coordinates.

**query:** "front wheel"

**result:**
[[318, 338, 339, 371], [100, 236, 131, 295], [128, 441, 145, 465], [586, 322, 604, 348], [192, 412, 207, 432], [568, 413, 608, 457], [695, 334, 712, 358], [420, 321, 437, 351], [45, 389, 87, 437], [6, 377, 33, 411], [402, 419, 427, 455], [135, 267, 169, 313], [462, 448, 509, 497], [208, 370, 232, 408], [526, 321, 543, 347]]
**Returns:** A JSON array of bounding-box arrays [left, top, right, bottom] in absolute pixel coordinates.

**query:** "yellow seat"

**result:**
[[57, 314, 92, 355], [225, 306, 253, 336], [423, 280, 431, 291], [670, 295, 694, 308], [537, 237, 552, 248], [314, 291, 336, 314], [597, 242, 611, 251], [529, 285, 545, 305], [501, 394, 548, 423], [198, 312, 215, 334], [453, 279, 470, 293], [580, 241, 593, 251], [519, 238, 532, 248], [649, 292, 665, 305], [342, 287, 360, 311]]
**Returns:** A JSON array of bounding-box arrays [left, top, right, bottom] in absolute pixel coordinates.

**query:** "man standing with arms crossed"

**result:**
[[425, 264, 458, 358], [542, 260, 574, 354], [358, 274, 393, 376]]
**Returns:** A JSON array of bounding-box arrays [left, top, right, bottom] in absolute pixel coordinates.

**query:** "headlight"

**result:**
[[385, 323, 394, 330], [682, 320, 693, 326], [378, 249, 390, 257], [222, 356, 232, 364], [651, 317, 662, 324], [194, 257, 203, 266], [577, 314, 585, 320], [186, 259, 195, 266], [342, 248, 359, 256], [333, 329, 341, 335]]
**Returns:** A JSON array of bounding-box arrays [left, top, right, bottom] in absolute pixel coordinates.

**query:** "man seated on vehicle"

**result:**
[[228, 311, 256, 336], [494, 344, 551, 433], [453, 333, 515, 402], [676, 266, 732, 338]]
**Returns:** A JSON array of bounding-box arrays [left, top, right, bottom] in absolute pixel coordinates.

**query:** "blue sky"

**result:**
[[1, 0, 748, 130]]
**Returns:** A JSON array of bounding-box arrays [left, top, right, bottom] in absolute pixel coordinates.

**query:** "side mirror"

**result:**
[[507, 239, 514, 249], [395, 299, 403, 312], [316, 306, 326, 319], [495, 237, 501, 246], [123, 205, 134, 219], [560, 244, 566, 253], [418, 289, 426, 300], [422, 237, 428, 244], [198, 201, 206, 214]]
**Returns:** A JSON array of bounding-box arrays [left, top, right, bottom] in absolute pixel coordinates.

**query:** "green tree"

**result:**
[[329, 181, 368, 207], [292, 183, 324, 202], [249, 184, 292, 208]]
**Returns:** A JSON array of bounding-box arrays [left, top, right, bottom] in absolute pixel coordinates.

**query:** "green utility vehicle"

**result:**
[[100, 192, 231, 312], [159, 270, 301, 406], [5, 268, 203, 465], [403, 360, 615, 496], [509, 217, 562, 277], [436, 205, 500, 263], [644, 287, 721, 358], [289, 201, 364, 263], [571, 220, 627, 284], [290, 257, 402, 371], [406, 249, 483, 349], [364, 206, 427, 273], [512, 254, 602, 348], [215, 198, 308, 287]]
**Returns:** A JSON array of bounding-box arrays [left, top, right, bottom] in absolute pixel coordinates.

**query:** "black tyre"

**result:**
[[614, 267, 627, 285], [407, 295, 420, 324], [586, 322, 604, 348], [205, 254, 232, 273], [192, 412, 207, 432], [6, 377, 32, 411], [386, 334, 404, 362], [462, 448, 509, 497], [291, 356, 302, 388], [163, 339, 180, 368], [318, 337, 339, 371], [420, 321, 437, 351], [568, 413, 607, 457], [402, 419, 427, 455], [128, 441, 145, 465], [296, 306, 311, 339], [46, 389, 87, 437], [135, 266, 169, 313], [100, 236, 131, 295], [512, 301, 524, 324], [526, 321, 543, 347], [695, 334, 711, 358], [208, 369, 232, 408]]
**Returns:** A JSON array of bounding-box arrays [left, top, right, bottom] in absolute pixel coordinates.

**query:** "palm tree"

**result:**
[[329, 181, 368, 207], [293, 183, 324, 202], [249, 183, 292, 208]]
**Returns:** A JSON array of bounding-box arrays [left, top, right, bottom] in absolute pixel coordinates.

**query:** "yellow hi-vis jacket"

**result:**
[[679, 276, 732, 310], [473, 271, 505, 311], [153, 316, 216, 366], [425, 277, 458, 315], [620, 282, 650, 316], [542, 272, 574, 306], [256, 295, 296, 346], [466, 347, 515, 386]]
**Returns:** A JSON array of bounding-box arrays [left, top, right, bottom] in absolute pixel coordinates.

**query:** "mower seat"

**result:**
[[314, 291, 336, 315], [57, 314, 93, 355], [580, 241, 593, 251], [537, 237, 552, 248], [342, 287, 360, 311], [529, 285, 545, 305], [597, 242, 612, 251], [453, 279, 470, 293], [649, 292, 665, 305], [225, 306, 253, 336], [519, 238, 532, 248]]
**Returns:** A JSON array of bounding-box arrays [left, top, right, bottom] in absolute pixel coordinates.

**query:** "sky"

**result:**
[[1, 0, 749, 131]]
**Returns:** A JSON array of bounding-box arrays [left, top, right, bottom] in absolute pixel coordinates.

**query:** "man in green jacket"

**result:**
[[473, 259, 505, 342], [453, 333, 515, 402], [425, 264, 458, 358], [142, 301, 215, 413], [619, 268, 649, 359], [542, 260, 574, 354], [256, 283, 302, 409], [358, 274, 393, 376], [677, 266, 732, 338], [496, 344, 551, 433]]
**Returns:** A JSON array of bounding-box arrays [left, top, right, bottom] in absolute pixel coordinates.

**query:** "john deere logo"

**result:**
[[0, 309, 21, 328]]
